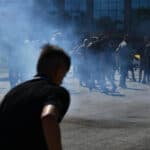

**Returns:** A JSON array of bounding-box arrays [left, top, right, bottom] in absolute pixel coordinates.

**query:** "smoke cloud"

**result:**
[[0, 0, 77, 83]]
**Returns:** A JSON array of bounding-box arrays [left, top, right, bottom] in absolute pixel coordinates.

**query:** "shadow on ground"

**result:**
[[64, 117, 150, 129]]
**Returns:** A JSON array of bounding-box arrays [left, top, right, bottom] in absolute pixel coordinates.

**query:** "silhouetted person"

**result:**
[[116, 35, 132, 88], [97, 39, 108, 92], [86, 39, 101, 90], [127, 49, 136, 82], [142, 38, 150, 83], [74, 39, 89, 87], [104, 41, 117, 92], [138, 37, 146, 82], [4, 43, 20, 88], [0, 44, 71, 150]]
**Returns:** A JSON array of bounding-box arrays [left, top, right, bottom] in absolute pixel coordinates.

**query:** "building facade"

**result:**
[[132, 0, 150, 9], [0, 0, 149, 33], [47, 0, 150, 33]]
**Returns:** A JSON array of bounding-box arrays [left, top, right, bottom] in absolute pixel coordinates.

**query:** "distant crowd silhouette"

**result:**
[[71, 34, 150, 93], [1, 33, 150, 92]]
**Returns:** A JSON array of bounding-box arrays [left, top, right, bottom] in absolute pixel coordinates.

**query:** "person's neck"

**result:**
[[34, 74, 58, 86]]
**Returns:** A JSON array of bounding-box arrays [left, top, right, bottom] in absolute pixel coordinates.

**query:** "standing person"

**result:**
[[104, 41, 117, 92], [116, 35, 132, 88], [98, 39, 108, 92], [74, 38, 89, 87], [138, 37, 146, 82], [3, 42, 20, 88], [127, 49, 136, 82], [142, 38, 150, 83], [0, 44, 71, 150], [86, 39, 101, 90]]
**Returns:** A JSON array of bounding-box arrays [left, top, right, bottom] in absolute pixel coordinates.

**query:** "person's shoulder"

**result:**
[[5, 78, 49, 97], [45, 84, 69, 99], [4, 79, 33, 95], [53, 86, 70, 98], [118, 41, 123, 48], [60, 86, 70, 94], [121, 40, 127, 46], [145, 44, 150, 55], [146, 43, 150, 49]]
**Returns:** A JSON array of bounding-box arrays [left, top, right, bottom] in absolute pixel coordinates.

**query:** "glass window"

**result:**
[[110, 2, 117, 9], [80, 0, 87, 12], [64, 0, 125, 21], [101, 3, 109, 10], [117, 12, 124, 20], [109, 11, 116, 19], [65, 0, 87, 12], [132, 0, 150, 8], [94, 0, 124, 21]]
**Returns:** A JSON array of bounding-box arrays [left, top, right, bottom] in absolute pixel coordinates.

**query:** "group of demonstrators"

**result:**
[[1, 32, 150, 92], [72, 34, 150, 92]]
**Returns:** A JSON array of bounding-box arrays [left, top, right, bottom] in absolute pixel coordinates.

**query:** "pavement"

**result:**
[[1, 69, 150, 150]]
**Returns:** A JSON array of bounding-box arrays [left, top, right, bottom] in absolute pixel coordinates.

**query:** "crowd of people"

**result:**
[[1, 32, 150, 92], [71, 34, 150, 93]]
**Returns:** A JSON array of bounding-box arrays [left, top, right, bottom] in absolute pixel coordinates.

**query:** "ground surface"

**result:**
[[1, 69, 150, 150]]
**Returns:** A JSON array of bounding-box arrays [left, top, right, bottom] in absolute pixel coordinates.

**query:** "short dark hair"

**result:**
[[36, 44, 71, 76], [123, 34, 129, 40]]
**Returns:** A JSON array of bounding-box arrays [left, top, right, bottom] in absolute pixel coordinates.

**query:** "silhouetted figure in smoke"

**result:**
[[71, 38, 89, 85], [142, 37, 150, 83], [76, 39, 90, 87], [84, 37, 108, 92], [8, 55, 19, 87], [0, 40, 18, 87], [138, 37, 147, 83], [116, 35, 132, 88], [104, 40, 117, 92], [127, 49, 136, 82], [85, 38, 101, 90], [6, 43, 22, 88], [0, 44, 71, 150], [7, 40, 35, 88], [79, 39, 91, 87]]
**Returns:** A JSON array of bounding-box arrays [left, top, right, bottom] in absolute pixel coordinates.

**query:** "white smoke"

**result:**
[[0, 0, 77, 82]]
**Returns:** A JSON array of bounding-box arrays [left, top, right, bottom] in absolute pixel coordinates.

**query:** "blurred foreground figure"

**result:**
[[0, 44, 71, 150]]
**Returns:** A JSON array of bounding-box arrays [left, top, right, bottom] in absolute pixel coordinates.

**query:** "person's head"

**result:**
[[83, 39, 89, 47], [144, 36, 149, 44], [123, 34, 129, 42], [36, 44, 71, 85]]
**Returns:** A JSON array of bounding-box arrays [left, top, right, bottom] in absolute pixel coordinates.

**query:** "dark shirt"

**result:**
[[0, 77, 70, 150]]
